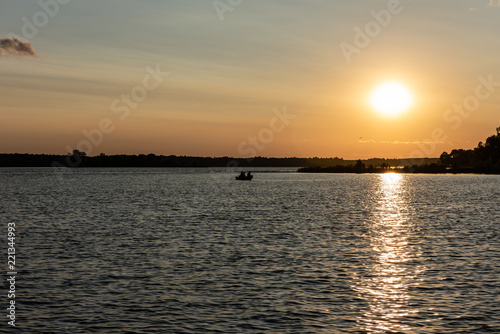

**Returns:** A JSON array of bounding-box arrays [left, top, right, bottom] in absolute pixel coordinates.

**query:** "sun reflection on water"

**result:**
[[353, 173, 422, 333]]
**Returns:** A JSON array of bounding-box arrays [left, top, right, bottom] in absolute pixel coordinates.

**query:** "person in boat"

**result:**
[[239, 171, 246, 178], [247, 171, 252, 178]]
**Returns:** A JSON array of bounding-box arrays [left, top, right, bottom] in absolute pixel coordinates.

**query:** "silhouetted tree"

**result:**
[[355, 159, 365, 169], [438, 127, 500, 172]]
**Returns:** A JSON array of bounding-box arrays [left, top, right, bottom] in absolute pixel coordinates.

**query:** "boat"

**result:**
[[235, 173, 253, 180]]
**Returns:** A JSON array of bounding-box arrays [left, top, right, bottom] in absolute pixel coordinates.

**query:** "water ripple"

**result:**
[[1, 169, 499, 333]]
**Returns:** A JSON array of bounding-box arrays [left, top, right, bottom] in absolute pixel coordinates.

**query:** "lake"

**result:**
[[1, 168, 499, 333]]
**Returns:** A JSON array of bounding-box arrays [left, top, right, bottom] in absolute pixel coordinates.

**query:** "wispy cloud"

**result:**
[[470, 1, 499, 10], [358, 138, 470, 145], [0, 37, 37, 58]]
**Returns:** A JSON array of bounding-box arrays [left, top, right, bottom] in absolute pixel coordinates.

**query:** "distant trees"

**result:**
[[1, 129, 498, 173], [355, 159, 365, 169], [300, 127, 500, 174], [439, 127, 500, 173]]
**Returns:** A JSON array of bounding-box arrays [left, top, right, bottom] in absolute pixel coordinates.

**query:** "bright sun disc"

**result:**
[[370, 82, 413, 116]]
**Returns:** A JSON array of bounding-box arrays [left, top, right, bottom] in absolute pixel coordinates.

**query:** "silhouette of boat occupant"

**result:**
[[235, 171, 253, 180]]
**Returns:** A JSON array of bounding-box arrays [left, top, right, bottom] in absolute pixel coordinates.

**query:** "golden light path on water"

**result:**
[[353, 174, 425, 333]]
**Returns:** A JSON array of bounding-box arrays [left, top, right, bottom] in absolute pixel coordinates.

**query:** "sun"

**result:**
[[370, 82, 413, 116]]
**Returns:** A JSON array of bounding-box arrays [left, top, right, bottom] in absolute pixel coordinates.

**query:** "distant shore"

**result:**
[[1, 127, 498, 172], [0, 153, 438, 168], [297, 165, 500, 175], [300, 128, 500, 175]]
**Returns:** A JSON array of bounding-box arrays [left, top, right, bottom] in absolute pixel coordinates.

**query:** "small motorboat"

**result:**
[[236, 172, 253, 180]]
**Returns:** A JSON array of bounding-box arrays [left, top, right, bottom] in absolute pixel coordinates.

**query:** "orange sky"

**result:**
[[1, 1, 499, 159]]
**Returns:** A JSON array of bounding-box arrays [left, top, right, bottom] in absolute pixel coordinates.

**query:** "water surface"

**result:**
[[1, 168, 499, 333]]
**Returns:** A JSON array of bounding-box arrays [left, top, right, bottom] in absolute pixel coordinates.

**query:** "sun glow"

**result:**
[[370, 82, 413, 116], [352, 172, 421, 333]]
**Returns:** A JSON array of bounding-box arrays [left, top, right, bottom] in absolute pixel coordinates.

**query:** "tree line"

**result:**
[[438, 127, 500, 173], [0, 153, 436, 168], [1, 127, 497, 172], [299, 127, 500, 174]]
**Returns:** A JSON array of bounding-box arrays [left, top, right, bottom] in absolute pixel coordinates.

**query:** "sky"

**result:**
[[0, 0, 499, 159]]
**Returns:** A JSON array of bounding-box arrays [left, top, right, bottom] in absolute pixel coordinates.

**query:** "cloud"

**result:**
[[0, 37, 37, 58], [358, 138, 470, 145], [470, 1, 499, 10]]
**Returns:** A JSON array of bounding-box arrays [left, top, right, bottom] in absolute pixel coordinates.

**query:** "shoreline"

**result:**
[[297, 166, 500, 175]]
